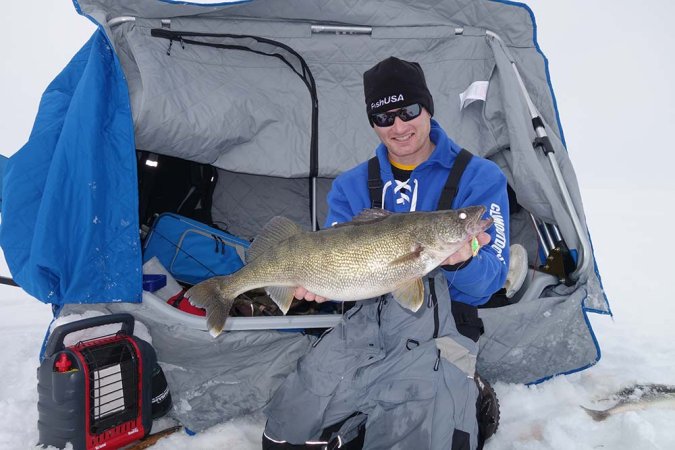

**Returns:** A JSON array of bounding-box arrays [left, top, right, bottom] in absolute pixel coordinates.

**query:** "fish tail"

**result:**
[[580, 405, 611, 421], [185, 276, 237, 337]]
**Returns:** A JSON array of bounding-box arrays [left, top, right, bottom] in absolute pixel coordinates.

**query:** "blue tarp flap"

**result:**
[[0, 29, 141, 306]]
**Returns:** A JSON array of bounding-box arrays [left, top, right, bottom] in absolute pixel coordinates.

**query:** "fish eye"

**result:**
[[459, 212, 467, 220]]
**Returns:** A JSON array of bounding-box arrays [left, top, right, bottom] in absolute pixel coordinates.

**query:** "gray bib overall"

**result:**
[[264, 272, 480, 450]]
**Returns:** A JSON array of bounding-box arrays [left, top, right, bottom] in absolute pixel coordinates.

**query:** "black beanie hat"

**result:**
[[363, 56, 434, 124]]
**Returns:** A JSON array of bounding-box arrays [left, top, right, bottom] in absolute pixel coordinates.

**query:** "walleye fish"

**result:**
[[581, 384, 675, 421], [186, 206, 492, 337]]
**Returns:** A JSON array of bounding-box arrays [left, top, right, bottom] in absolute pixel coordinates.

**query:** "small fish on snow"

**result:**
[[581, 383, 675, 421]]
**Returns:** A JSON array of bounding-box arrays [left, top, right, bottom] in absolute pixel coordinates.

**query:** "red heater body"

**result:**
[[38, 314, 158, 450]]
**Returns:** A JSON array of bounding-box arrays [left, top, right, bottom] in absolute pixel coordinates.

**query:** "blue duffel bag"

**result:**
[[142, 213, 250, 285]]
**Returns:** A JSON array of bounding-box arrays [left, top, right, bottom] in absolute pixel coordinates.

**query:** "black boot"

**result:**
[[475, 373, 500, 450], [262, 414, 366, 450]]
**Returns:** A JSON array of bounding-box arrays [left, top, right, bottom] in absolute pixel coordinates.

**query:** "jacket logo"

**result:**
[[489, 203, 506, 263], [371, 94, 404, 110]]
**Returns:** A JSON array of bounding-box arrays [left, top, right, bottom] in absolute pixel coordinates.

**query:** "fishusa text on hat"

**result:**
[[371, 94, 405, 111]]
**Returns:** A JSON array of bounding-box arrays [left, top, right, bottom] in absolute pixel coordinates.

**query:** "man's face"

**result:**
[[372, 106, 433, 166]]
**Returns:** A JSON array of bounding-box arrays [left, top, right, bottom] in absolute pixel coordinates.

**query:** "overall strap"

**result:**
[[437, 148, 473, 210], [435, 149, 480, 341], [367, 156, 383, 208], [366, 149, 481, 341]]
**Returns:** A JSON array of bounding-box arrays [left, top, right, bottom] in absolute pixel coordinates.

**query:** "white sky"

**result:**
[[2, 1, 675, 193], [526, 0, 675, 191]]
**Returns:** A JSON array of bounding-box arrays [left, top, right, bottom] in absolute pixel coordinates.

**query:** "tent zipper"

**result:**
[[150, 28, 320, 230]]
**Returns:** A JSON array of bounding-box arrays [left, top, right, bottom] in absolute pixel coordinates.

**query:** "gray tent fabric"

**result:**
[[61, 0, 611, 427], [91, 1, 557, 178], [478, 283, 599, 383], [211, 170, 332, 239]]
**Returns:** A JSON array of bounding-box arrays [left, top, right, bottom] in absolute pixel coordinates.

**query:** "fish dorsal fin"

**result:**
[[331, 209, 392, 228], [247, 216, 302, 262], [266, 286, 295, 315], [580, 405, 611, 422], [391, 278, 425, 313], [354, 208, 392, 222]]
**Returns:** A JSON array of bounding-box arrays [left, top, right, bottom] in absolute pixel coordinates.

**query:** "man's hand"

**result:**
[[442, 231, 491, 266], [294, 287, 328, 303]]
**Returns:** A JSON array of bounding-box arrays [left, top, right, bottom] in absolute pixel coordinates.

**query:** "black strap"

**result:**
[[451, 301, 484, 343], [438, 149, 473, 210], [367, 156, 383, 208], [428, 278, 440, 339], [441, 150, 483, 341], [438, 150, 475, 268], [367, 149, 480, 342]]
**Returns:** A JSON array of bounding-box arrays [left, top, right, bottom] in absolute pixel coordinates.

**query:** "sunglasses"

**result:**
[[370, 103, 423, 127]]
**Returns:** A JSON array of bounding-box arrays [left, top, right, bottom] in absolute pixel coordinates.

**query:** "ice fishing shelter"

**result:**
[[1, 0, 610, 431]]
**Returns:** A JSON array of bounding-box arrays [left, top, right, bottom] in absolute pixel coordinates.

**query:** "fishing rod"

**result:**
[[0, 276, 18, 287]]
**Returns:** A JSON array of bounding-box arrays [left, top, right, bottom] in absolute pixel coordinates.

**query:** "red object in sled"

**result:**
[[167, 289, 206, 316]]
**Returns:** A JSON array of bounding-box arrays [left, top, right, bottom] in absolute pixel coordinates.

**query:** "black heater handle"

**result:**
[[44, 313, 136, 357]]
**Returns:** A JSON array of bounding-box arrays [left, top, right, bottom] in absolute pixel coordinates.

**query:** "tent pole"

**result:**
[[486, 31, 592, 283], [529, 213, 550, 260]]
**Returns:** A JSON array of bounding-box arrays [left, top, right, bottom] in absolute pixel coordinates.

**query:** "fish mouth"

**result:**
[[469, 217, 494, 235], [462, 205, 493, 236]]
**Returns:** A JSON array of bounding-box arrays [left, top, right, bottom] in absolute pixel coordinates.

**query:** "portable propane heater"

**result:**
[[37, 313, 169, 450]]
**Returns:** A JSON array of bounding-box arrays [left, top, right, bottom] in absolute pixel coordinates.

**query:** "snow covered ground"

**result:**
[[2, 1, 674, 449]]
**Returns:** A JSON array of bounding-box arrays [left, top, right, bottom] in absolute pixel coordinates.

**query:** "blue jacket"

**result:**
[[325, 120, 510, 306]]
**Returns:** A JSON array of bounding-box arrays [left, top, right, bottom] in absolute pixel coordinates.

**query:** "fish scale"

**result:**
[[186, 206, 492, 336], [268, 217, 430, 299]]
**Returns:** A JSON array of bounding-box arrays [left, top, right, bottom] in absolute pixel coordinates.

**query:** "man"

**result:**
[[263, 56, 510, 450]]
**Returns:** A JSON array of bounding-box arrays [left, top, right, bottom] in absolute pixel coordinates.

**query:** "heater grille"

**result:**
[[79, 337, 140, 435]]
